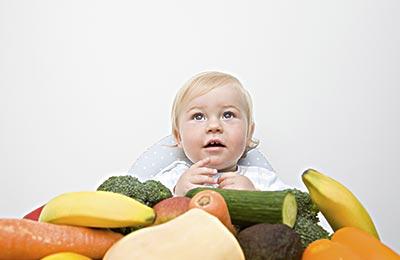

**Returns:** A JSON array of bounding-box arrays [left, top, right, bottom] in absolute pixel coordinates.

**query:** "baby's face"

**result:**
[[176, 84, 251, 171]]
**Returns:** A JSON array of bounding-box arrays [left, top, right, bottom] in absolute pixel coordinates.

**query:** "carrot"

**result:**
[[189, 190, 236, 234], [0, 218, 123, 260], [302, 239, 362, 260], [331, 227, 400, 260]]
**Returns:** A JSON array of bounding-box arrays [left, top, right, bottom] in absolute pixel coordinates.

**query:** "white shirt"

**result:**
[[153, 160, 291, 194]]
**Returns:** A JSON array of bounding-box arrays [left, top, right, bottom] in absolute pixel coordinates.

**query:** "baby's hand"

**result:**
[[174, 157, 218, 196], [218, 172, 256, 190]]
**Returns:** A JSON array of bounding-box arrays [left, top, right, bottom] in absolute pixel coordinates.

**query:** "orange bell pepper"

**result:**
[[303, 227, 400, 260], [331, 226, 399, 260], [302, 239, 361, 260]]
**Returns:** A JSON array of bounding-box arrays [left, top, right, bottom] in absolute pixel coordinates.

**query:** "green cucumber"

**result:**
[[185, 188, 297, 228]]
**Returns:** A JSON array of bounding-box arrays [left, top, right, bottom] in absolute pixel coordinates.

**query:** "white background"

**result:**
[[1, 0, 399, 251]]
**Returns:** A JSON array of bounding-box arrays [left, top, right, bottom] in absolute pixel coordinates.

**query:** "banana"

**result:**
[[41, 252, 92, 260], [302, 169, 379, 239], [39, 191, 155, 228]]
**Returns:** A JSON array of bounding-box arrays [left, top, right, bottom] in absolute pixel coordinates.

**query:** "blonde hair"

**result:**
[[171, 71, 259, 151]]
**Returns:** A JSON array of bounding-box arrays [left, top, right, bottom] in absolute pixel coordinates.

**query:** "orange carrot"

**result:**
[[302, 239, 362, 260], [189, 190, 236, 234], [331, 227, 400, 260], [0, 218, 123, 260]]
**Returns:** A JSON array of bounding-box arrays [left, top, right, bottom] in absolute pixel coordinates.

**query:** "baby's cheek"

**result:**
[[233, 137, 247, 155], [182, 138, 203, 162]]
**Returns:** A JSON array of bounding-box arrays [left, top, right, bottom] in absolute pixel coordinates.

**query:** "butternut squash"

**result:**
[[103, 208, 245, 260]]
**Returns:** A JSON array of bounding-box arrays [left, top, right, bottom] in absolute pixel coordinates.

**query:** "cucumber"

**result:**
[[185, 188, 297, 228]]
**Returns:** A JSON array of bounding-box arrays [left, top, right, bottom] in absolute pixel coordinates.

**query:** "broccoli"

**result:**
[[96, 175, 172, 207], [97, 175, 147, 204], [291, 188, 320, 221], [294, 215, 330, 247], [142, 180, 173, 207], [110, 226, 141, 236], [286, 189, 330, 248]]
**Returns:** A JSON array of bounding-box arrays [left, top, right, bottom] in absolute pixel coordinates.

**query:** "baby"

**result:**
[[154, 71, 289, 196]]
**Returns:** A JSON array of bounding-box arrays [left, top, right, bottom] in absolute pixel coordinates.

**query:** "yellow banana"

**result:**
[[39, 191, 155, 228], [41, 252, 92, 260], [302, 169, 379, 239]]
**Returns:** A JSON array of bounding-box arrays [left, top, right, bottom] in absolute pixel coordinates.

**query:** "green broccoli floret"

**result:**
[[142, 180, 173, 207], [96, 176, 173, 207], [291, 189, 320, 221], [294, 215, 330, 248], [97, 175, 147, 204], [110, 225, 145, 235], [285, 189, 330, 248]]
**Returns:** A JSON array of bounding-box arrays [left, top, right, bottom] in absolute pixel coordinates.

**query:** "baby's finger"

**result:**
[[221, 184, 238, 189], [190, 174, 217, 185], [192, 167, 218, 176], [218, 177, 235, 187], [191, 157, 211, 168], [218, 172, 237, 182]]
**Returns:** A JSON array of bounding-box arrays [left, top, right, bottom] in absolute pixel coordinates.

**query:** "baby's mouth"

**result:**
[[204, 140, 226, 148]]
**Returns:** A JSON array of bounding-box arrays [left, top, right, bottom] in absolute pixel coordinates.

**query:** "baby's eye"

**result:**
[[223, 111, 235, 119], [192, 113, 206, 121]]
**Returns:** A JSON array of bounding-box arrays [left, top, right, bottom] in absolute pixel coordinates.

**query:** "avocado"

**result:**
[[237, 223, 303, 260]]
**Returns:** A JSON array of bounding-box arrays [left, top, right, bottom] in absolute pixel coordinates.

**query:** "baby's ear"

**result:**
[[247, 123, 255, 143], [173, 130, 182, 148]]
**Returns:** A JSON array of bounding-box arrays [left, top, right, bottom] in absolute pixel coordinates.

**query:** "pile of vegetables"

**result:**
[[185, 187, 330, 248], [1, 170, 399, 259]]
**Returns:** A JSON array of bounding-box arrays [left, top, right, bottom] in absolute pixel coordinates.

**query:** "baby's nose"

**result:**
[[206, 119, 223, 133]]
